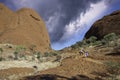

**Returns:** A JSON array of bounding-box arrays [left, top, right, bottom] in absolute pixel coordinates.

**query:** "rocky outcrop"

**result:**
[[0, 3, 51, 52], [85, 10, 120, 39]]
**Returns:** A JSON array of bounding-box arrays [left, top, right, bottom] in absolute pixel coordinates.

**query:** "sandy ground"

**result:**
[[0, 60, 60, 71]]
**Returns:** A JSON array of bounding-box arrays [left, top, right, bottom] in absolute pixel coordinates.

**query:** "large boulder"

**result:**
[[0, 3, 51, 52], [85, 10, 120, 39]]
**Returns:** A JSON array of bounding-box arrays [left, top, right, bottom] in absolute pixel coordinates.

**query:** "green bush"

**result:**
[[35, 51, 42, 59], [92, 41, 102, 46], [101, 39, 107, 45], [16, 45, 26, 53], [33, 51, 42, 62], [71, 39, 88, 49], [76, 41, 83, 47], [44, 52, 51, 57], [87, 36, 97, 43], [102, 33, 118, 47], [69, 33, 119, 49], [104, 33, 117, 42], [13, 45, 26, 60], [79, 36, 98, 47]]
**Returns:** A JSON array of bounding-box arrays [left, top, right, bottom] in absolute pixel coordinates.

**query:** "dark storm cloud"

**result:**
[[0, 0, 17, 10], [0, 0, 5, 3], [39, 0, 103, 43]]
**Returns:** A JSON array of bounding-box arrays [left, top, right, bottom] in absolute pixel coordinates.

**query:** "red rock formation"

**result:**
[[0, 3, 51, 52], [85, 10, 120, 39]]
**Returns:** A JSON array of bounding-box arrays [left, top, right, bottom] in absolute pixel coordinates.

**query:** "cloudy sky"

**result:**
[[0, 0, 120, 50]]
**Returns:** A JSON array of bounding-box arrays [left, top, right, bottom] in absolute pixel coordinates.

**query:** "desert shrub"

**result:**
[[82, 39, 88, 45], [0, 48, 3, 53], [69, 33, 119, 49], [44, 52, 59, 57], [104, 33, 117, 41], [71, 39, 89, 49], [44, 52, 51, 57], [101, 39, 107, 45], [102, 33, 118, 47], [50, 52, 60, 56], [31, 51, 42, 61], [0, 57, 3, 61], [55, 55, 62, 62], [13, 51, 18, 60], [13, 45, 26, 60], [35, 51, 42, 59], [0, 57, 5, 61], [19, 54, 26, 60], [71, 44, 79, 49], [109, 41, 118, 47], [76, 41, 84, 47], [16, 45, 26, 53], [92, 41, 102, 46], [87, 36, 97, 44], [105, 61, 120, 75], [33, 51, 42, 62], [81, 37, 98, 47], [0, 48, 3, 60], [0, 48, 3, 55], [29, 44, 36, 53], [113, 44, 120, 52]]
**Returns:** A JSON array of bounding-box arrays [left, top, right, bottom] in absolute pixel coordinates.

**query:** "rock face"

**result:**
[[85, 10, 120, 39], [0, 3, 51, 52]]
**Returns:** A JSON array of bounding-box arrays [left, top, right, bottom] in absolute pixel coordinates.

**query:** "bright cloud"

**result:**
[[52, 1, 107, 50], [61, 1, 107, 41]]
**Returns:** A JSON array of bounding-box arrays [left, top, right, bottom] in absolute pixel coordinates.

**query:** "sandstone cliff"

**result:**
[[0, 3, 51, 52], [85, 10, 120, 39]]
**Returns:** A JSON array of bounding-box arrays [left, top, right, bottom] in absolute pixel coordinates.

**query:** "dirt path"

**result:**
[[84, 58, 103, 64]]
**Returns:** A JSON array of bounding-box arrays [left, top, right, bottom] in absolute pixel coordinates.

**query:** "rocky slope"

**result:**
[[85, 10, 120, 39], [0, 3, 50, 52]]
